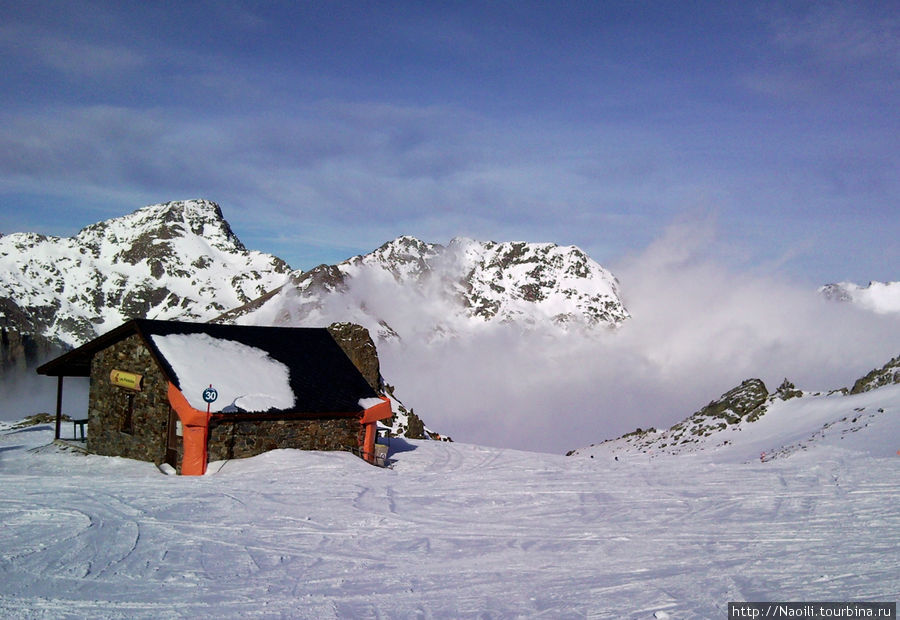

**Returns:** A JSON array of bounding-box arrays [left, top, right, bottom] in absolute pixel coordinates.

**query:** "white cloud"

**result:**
[[379, 220, 900, 454]]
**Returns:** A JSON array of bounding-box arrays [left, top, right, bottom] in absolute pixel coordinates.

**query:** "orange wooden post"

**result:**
[[359, 397, 392, 464], [166, 382, 211, 475], [362, 421, 376, 463]]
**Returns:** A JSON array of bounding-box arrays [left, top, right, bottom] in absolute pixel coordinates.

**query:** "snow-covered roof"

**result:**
[[151, 332, 296, 413], [37, 319, 379, 415]]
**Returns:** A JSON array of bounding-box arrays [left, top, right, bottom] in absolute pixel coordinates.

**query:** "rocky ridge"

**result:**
[[0, 199, 291, 347], [850, 355, 900, 394], [569, 355, 900, 459], [325, 321, 447, 440], [223, 234, 629, 341]]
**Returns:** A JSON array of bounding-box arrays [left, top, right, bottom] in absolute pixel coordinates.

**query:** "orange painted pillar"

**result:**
[[166, 382, 211, 475], [362, 421, 376, 463], [360, 397, 392, 464]]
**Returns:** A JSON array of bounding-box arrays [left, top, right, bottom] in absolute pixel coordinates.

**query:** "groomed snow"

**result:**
[[151, 333, 295, 412], [0, 411, 897, 618]]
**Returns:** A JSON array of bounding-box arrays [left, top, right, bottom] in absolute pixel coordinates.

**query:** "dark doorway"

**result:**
[[165, 407, 179, 467]]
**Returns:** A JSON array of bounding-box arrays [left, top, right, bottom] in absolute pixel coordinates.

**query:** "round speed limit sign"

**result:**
[[202, 386, 218, 404]]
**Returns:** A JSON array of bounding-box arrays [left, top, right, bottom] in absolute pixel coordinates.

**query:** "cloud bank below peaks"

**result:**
[[377, 222, 899, 454]]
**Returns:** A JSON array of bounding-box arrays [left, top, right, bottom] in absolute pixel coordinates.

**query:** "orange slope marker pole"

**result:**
[[167, 382, 211, 476], [360, 397, 392, 464]]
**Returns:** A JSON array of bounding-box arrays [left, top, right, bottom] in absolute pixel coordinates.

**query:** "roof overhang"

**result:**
[[37, 319, 382, 416], [36, 320, 144, 377]]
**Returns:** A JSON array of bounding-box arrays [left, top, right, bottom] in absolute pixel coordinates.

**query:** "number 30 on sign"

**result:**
[[202, 386, 218, 403]]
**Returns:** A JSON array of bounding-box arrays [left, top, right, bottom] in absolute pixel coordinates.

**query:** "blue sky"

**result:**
[[0, 1, 896, 284]]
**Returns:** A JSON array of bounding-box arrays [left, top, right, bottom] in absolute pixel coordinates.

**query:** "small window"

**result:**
[[122, 393, 135, 434]]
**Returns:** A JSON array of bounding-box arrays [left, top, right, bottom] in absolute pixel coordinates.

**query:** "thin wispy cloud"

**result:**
[[746, 2, 899, 100], [768, 3, 899, 66], [0, 22, 145, 79], [0, 2, 895, 284]]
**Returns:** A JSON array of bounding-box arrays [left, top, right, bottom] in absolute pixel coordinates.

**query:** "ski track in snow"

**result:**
[[0, 425, 897, 618]]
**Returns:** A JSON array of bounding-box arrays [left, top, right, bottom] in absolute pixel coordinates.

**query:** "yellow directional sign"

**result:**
[[110, 369, 143, 391]]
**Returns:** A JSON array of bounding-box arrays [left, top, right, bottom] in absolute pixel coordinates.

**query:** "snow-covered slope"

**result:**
[[0, 200, 291, 346], [224, 235, 629, 341], [571, 355, 900, 463], [820, 280, 900, 314], [1, 405, 897, 617]]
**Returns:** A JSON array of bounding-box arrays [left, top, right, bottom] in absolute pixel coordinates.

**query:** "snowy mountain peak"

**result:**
[[819, 280, 900, 314], [229, 235, 629, 341], [347, 235, 442, 281], [0, 199, 290, 346], [75, 199, 247, 262], [441, 237, 625, 324]]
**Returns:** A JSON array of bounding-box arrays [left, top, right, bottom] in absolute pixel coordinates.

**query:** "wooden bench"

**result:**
[[72, 418, 88, 441]]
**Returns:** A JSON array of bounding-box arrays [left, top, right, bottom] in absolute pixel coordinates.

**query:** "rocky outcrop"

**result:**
[[403, 410, 426, 440], [669, 378, 770, 438], [850, 355, 900, 394], [570, 353, 900, 458], [325, 322, 448, 440], [774, 379, 803, 400], [326, 322, 382, 392], [571, 378, 773, 456]]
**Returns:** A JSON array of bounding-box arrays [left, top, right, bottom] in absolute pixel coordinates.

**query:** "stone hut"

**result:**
[[36, 319, 392, 474]]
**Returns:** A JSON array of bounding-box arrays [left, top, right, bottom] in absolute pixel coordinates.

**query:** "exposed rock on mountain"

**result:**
[[0, 200, 291, 348], [324, 321, 447, 440], [0, 326, 61, 373], [3, 201, 629, 351], [570, 354, 900, 459], [326, 322, 383, 393], [850, 355, 900, 394], [672, 378, 770, 432], [572, 378, 775, 456], [226, 235, 629, 341], [382, 384, 445, 440]]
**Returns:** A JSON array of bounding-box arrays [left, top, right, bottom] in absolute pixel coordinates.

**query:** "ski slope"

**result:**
[[0, 413, 897, 618]]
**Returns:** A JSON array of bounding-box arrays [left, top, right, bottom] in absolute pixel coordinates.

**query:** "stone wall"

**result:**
[[207, 416, 361, 461], [85, 332, 367, 471], [87, 335, 172, 465]]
